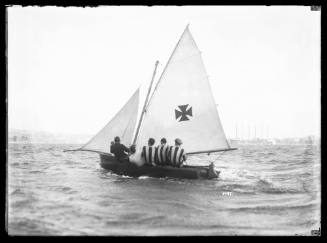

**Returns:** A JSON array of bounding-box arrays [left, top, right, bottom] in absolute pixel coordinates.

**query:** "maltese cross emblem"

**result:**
[[175, 104, 193, 122]]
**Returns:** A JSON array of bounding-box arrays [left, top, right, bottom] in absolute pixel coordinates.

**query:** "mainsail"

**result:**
[[79, 89, 139, 154], [135, 26, 231, 154]]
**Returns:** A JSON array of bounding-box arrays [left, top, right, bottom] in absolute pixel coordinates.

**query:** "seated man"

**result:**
[[155, 138, 170, 166], [110, 136, 130, 162], [141, 138, 156, 166], [167, 138, 186, 168], [129, 144, 146, 167], [129, 144, 136, 154]]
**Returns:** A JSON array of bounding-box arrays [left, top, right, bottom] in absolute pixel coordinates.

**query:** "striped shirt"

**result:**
[[142, 145, 156, 166], [155, 144, 170, 165], [168, 145, 186, 167]]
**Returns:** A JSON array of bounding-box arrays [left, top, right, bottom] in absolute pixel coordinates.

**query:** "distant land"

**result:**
[[228, 135, 320, 147], [8, 128, 320, 146], [8, 129, 93, 144]]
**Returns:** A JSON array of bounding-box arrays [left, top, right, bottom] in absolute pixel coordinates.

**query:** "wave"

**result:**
[[8, 217, 66, 235], [10, 162, 20, 166], [50, 152, 62, 157], [229, 202, 317, 213], [11, 198, 37, 208], [105, 215, 167, 227], [29, 170, 43, 174], [10, 188, 26, 196], [47, 186, 77, 194], [119, 174, 134, 179], [216, 177, 305, 195], [256, 178, 305, 194]]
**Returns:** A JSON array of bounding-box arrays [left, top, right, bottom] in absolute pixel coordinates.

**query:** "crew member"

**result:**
[[155, 138, 170, 165], [129, 144, 145, 167], [130, 144, 136, 154], [141, 138, 156, 166], [168, 138, 186, 167], [110, 136, 130, 162]]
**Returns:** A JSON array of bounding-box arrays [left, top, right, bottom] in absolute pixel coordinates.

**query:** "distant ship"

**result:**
[[66, 25, 237, 179]]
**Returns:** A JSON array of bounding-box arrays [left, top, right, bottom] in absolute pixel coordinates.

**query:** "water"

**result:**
[[7, 143, 320, 236]]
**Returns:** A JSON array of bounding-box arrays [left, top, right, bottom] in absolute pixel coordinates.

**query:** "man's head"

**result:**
[[175, 138, 182, 146], [114, 136, 120, 143], [160, 138, 167, 145], [130, 144, 136, 153], [148, 138, 155, 146]]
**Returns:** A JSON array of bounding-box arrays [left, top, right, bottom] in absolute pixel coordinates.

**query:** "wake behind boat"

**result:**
[[65, 25, 237, 179]]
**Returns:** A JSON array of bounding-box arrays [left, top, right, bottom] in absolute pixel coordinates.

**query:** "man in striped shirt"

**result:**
[[141, 138, 156, 166], [155, 138, 170, 166], [168, 138, 187, 167]]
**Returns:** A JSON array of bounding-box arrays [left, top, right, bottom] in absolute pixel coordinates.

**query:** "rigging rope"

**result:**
[[185, 150, 228, 167], [211, 150, 227, 165]]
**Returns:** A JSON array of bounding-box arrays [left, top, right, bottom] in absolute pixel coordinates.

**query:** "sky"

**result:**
[[8, 6, 320, 139]]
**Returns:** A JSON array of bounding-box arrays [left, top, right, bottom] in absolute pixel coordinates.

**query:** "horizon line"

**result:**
[[8, 128, 320, 139]]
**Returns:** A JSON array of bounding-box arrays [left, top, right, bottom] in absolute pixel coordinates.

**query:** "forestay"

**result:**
[[135, 26, 230, 154], [80, 89, 140, 154]]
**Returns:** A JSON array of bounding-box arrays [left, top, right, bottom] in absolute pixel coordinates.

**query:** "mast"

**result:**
[[132, 60, 159, 145]]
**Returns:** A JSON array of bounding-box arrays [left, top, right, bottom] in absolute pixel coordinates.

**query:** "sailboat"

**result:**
[[65, 25, 236, 179]]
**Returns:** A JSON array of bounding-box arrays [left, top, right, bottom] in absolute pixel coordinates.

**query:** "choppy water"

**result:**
[[7, 143, 320, 236]]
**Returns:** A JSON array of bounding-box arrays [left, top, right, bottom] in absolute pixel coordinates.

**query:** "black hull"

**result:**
[[100, 154, 220, 180]]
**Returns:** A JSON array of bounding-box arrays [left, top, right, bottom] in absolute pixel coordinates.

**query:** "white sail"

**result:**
[[136, 26, 230, 154], [80, 89, 139, 154]]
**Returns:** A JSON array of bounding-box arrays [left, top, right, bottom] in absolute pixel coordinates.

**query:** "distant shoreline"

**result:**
[[8, 142, 84, 145], [7, 142, 318, 147]]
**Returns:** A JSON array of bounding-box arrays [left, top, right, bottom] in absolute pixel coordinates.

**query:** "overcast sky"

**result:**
[[8, 6, 320, 139]]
